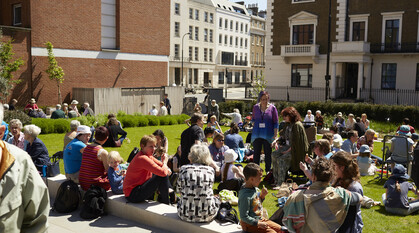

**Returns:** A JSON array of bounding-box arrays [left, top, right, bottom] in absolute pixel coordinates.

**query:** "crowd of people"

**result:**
[[1, 90, 418, 232]]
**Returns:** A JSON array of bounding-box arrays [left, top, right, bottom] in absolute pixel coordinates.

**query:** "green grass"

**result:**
[[39, 124, 419, 233]]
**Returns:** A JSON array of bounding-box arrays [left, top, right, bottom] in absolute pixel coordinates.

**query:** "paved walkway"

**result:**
[[48, 199, 170, 233]]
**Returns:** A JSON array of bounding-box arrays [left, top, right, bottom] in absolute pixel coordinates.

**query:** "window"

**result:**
[[195, 47, 199, 61], [385, 19, 400, 49], [240, 23, 243, 32], [209, 30, 213, 42], [245, 24, 248, 33], [221, 52, 234, 65], [219, 34, 222, 44], [189, 47, 193, 59], [235, 37, 238, 47], [204, 12, 208, 22], [101, 0, 116, 49], [227, 71, 232, 84], [230, 21, 233, 30], [381, 63, 397, 90], [260, 37, 263, 46], [352, 22, 365, 41], [209, 49, 213, 62], [224, 35, 228, 45], [204, 29, 208, 42], [189, 26, 193, 39], [416, 64, 419, 91], [204, 48, 208, 61], [219, 72, 225, 84], [225, 19, 228, 29], [174, 22, 180, 37], [219, 18, 223, 28], [195, 27, 199, 40], [13, 4, 22, 26], [251, 52, 254, 63], [209, 13, 214, 23], [195, 9, 199, 20], [251, 35, 254, 44], [174, 44, 180, 58], [194, 69, 198, 84], [235, 72, 240, 84], [245, 39, 248, 48], [189, 69, 193, 84], [292, 24, 314, 44], [236, 22, 239, 31], [189, 8, 193, 19], [291, 64, 312, 87], [174, 3, 180, 15], [240, 38, 243, 47], [230, 36, 233, 46]]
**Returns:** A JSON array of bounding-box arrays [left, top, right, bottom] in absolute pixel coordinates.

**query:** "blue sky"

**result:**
[[234, 0, 267, 11]]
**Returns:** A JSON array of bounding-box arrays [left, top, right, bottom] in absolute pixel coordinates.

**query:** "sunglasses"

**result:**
[[217, 139, 224, 142]]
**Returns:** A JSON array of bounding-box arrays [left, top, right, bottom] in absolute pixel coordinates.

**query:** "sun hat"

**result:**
[[391, 164, 409, 179], [245, 116, 251, 120], [75, 125, 91, 137], [56, 104, 61, 108], [224, 149, 238, 163], [359, 145, 371, 153], [332, 138, 342, 148], [412, 133, 419, 141], [337, 112, 342, 117], [397, 125, 412, 137], [63, 103, 68, 107], [71, 100, 79, 105], [30, 98, 36, 104]]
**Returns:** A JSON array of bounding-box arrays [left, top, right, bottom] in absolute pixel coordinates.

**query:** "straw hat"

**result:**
[[71, 100, 79, 105], [224, 149, 238, 163]]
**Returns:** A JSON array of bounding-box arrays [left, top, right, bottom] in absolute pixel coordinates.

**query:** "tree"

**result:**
[[252, 74, 267, 100], [0, 30, 24, 101], [45, 41, 65, 104]]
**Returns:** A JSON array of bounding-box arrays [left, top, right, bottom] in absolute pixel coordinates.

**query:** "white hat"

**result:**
[[224, 149, 238, 163], [337, 112, 342, 117], [333, 139, 342, 148], [30, 98, 36, 104], [75, 125, 91, 137], [71, 100, 79, 105]]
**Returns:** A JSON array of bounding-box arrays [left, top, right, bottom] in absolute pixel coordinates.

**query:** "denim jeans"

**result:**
[[382, 193, 419, 215], [253, 138, 272, 172]]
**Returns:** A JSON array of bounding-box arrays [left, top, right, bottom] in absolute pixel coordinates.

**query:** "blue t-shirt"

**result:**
[[342, 139, 358, 154], [108, 165, 124, 194], [384, 178, 413, 209], [224, 133, 245, 155], [63, 138, 86, 174], [1, 121, 8, 140]]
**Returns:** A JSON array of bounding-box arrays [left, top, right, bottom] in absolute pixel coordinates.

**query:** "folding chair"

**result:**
[[380, 135, 413, 179]]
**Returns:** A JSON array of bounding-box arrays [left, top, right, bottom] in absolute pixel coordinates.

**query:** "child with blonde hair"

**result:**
[[108, 151, 125, 194]]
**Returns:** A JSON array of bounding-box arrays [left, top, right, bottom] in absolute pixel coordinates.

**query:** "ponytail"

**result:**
[[396, 180, 401, 192]]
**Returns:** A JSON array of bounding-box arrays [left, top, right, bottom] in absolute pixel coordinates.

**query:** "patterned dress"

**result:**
[[177, 164, 219, 222]]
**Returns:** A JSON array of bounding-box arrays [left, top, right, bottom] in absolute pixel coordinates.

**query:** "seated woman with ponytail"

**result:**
[[218, 149, 245, 192]]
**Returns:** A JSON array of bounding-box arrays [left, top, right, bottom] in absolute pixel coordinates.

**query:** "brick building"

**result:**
[[0, 0, 170, 106], [266, 0, 419, 105]]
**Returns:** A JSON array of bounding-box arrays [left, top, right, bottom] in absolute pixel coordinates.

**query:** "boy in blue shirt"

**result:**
[[238, 163, 282, 233]]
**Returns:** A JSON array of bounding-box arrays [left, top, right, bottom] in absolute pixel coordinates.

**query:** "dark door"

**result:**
[[344, 63, 358, 98], [204, 72, 209, 85], [175, 68, 181, 85]]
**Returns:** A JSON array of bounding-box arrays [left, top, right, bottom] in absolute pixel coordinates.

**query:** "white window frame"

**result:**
[[349, 14, 369, 42], [13, 4, 22, 26], [204, 29, 208, 42], [209, 29, 213, 42], [381, 11, 404, 50], [195, 9, 199, 20], [174, 3, 180, 15], [174, 22, 180, 37], [288, 11, 318, 45], [195, 27, 199, 41], [209, 13, 214, 23], [209, 49, 213, 62], [189, 8, 193, 19]]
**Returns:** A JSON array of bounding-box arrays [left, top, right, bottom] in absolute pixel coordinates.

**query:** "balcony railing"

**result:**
[[370, 42, 419, 53], [251, 61, 265, 66], [332, 41, 370, 53], [360, 88, 419, 106], [170, 56, 191, 62], [281, 44, 319, 57], [234, 60, 248, 66]]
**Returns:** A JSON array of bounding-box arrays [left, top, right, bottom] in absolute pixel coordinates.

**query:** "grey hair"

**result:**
[[233, 108, 240, 113], [188, 144, 212, 166], [23, 124, 42, 138], [316, 110, 321, 115], [70, 120, 81, 131], [9, 119, 23, 129], [0, 103, 3, 122]]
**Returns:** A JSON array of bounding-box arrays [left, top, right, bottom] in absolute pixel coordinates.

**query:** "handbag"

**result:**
[[47, 151, 62, 177]]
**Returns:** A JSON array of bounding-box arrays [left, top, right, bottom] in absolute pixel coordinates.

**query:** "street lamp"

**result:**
[[324, 0, 332, 101], [225, 68, 228, 99], [181, 32, 191, 86]]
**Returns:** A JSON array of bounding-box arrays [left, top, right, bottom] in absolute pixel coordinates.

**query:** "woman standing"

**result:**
[[23, 125, 51, 173], [251, 91, 279, 172]]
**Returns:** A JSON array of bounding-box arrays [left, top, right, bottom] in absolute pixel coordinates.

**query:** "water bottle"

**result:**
[[42, 165, 47, 177]]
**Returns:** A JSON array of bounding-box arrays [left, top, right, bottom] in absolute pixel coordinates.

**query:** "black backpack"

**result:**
[[80, 185, 108, 219], [127, 147, 140, 163], [216, 202, 239, 224], [53, 180, 81, 213]]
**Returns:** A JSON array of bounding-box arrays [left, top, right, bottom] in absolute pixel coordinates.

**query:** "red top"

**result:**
[[79, 144, 110, 191], [123, 150, 169, 197], [24, 103, 39, 111]]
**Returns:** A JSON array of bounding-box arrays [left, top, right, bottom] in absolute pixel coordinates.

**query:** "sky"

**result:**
[[234, 0, 267, 11]]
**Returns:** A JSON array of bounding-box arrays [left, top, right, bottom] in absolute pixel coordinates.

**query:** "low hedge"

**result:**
[[30, 114, 191, 134]]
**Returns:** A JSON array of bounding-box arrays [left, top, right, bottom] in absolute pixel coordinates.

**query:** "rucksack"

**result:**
[[53, 180, 81, 213], [216, 201, 239, 224], [127, 147, 140, 163], [80, 185, 108, 219]]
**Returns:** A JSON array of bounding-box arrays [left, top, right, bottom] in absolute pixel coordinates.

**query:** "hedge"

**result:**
[[29, 114, 191, 134]]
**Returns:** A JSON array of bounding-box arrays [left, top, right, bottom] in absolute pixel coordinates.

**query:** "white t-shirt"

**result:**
[[149, 108, 158, 116], [158, 106, 168, 116]]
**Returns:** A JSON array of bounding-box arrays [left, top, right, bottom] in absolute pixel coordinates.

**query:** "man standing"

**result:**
[[164, 94, 171, 115], [208, 100, 220, 121], [180, 113, 205, 166], [341, 130, 359, 158], [158, 101, 168, 116], [0, 104, 50, 232], [51, 104, 66, 119]]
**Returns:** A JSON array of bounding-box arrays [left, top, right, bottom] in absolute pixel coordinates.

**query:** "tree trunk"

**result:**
[[57, 81, 62, 105]]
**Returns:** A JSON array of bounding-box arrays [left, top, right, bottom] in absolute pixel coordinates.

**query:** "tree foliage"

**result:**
[[252, 74, 267, 99], [0, 31, 24, 101], [45, 41, 65, 104]]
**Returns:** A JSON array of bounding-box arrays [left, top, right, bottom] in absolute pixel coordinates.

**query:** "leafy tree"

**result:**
[[45, 41, 65, 104], [252, 74, 267, 99], [0, 30, 24, 101]]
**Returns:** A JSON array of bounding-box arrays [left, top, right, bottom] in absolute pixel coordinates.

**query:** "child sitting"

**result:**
[[108, 151, 126, 194], [238, 163, 282, 233], [332, 138, 343, 153], [382, 164, 419, 216], [218, 149, 245, 192], [207, 115, 222, 133], [300, 139, 333, 182], [357, 145, 376, 176]]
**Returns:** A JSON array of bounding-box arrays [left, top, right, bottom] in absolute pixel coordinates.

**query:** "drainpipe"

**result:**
[[345, 0, 349, 41]]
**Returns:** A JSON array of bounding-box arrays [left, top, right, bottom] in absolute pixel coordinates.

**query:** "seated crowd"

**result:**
[[1, 94, 419, 233]]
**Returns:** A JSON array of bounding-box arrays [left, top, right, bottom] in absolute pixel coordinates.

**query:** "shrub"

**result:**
[[146, 116, 159, 126], [119, 116, 138, 128], [32, 118, 54, 134], [177, 114, 190, 124], [117, 110, 127, 118], [53, 119, 70, 133], [3, 110, 32, 125], [137, 116, 149, 126], [159, 116, 171, 125]]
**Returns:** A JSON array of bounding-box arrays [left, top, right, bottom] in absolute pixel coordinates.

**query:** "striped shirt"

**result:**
[[79, 144, 110, 191]]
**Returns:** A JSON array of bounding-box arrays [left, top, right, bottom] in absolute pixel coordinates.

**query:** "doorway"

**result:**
[[175, 68, 180, 85], [344, 63, 358, 99]]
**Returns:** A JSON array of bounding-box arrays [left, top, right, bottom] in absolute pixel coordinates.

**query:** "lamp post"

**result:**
[[225, 68, 228, 99], [325, 0, 332, 101], [181, 32, 191, 86]]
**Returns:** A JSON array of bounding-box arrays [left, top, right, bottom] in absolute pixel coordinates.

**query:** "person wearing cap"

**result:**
[[332, 112, 346, 133], [382, 164, 419, 216], [24, 98, 39, 113], [389, 125, 414, 166], [219, 149, 245, 192], [208, 99, 220, 121], [396, 118, 415, 134], [82, 102, 95, 116], [51, 104, 66, 119], [69, 100, 81, 117], [357, 145, 375, 176], [63, 125, 91, 183], [149, 104, 158, 116], [332, 138, 343, 153], [158, 101, 168, 116], [23, 124, 51, 172]]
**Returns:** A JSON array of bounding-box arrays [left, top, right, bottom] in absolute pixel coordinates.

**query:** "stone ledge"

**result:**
[[47, 175, 242, 233]]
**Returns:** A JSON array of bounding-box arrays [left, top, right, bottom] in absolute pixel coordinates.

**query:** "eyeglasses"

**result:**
[[217, 139, 224, 142]]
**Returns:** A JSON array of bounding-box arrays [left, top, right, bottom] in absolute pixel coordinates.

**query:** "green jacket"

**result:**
[[290, 121, 309, 172], [0, 141, 50, 232]]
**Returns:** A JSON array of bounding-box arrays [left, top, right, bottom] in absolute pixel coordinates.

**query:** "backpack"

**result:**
[[216, 201, 239, 224], [80, 185, 108, 219], [127, 147, 140, 163], [53, 180, 81, 213]]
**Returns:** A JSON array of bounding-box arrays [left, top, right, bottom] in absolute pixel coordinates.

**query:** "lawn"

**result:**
[[39, 124, 419, 233]]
